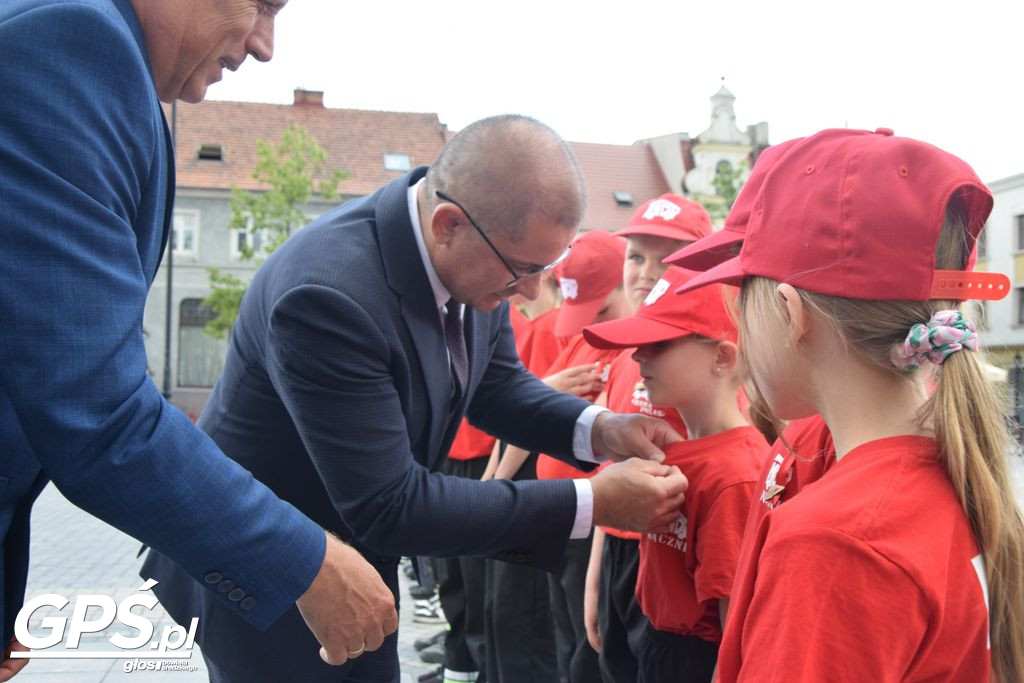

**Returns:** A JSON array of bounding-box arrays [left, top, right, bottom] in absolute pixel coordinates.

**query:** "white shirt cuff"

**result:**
[[570, 479, 594, 539], [572, 404, 610, 464]]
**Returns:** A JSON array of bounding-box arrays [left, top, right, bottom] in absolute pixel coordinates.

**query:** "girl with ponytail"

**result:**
[[673, 128, 1024, 682]]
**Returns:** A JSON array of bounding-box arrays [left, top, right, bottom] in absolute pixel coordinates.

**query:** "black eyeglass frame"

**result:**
[[435, 190, 571, 288]]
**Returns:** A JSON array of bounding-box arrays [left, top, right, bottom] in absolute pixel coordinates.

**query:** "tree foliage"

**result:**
[[204, 124, 347, 339]]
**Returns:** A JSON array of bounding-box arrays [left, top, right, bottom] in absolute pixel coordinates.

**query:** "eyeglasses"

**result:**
[[435, 190, 571, 288]]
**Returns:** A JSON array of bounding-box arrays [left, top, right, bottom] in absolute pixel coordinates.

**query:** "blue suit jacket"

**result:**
[[0, 0, 326, 642], [142, 168, 593, 680]]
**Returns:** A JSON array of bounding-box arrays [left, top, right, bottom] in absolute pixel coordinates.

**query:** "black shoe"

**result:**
[[413, 630, 446, 652], [418, 642, 444, 665], [418, 666, 443, 683], [408, 583, 436, 600], [402, 560, 417, 581]]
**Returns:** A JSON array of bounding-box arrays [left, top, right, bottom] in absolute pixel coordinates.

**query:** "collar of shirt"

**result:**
[[407, 179, 455, 314]]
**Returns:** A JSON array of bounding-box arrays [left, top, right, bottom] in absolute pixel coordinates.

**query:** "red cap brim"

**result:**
[[663, 228, 743, 271], [583, 316, 694, 350], [674, 255, 746, 295], [554, 298, 606, 337], [613, 225, 701, 243]]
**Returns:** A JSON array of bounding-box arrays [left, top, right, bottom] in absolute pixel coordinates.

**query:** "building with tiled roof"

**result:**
[[145, 88, 767, 416]]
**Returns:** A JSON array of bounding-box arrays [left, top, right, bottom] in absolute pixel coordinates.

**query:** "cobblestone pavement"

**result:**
[[17, 457, 1024, 682], [19, 484, 439, 682]]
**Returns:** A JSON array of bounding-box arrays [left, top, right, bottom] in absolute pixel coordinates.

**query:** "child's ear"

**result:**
[[776, 283, 811, 346], [713, 341, 740, 373]]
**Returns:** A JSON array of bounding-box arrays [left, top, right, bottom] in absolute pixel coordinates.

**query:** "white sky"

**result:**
[[207, 0, 1024, 184]]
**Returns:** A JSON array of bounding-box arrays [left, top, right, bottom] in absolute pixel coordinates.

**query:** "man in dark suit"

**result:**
[[143, 115, 689, 682], [0, 1, 397, 678]]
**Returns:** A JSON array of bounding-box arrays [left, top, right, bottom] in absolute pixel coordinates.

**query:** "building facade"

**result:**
[[977, 172, 1024, 367], [145, 88, 768, 416]]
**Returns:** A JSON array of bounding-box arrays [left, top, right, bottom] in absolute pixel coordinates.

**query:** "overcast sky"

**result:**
[[207, 0, 1023, 183]]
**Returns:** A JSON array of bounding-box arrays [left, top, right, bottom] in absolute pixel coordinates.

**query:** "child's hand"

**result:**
[[544, 362, 602, 396]]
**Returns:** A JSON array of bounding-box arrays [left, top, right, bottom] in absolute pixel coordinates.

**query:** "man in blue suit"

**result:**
[[0, 1, 398, 678], [143, 115, 690, 682]]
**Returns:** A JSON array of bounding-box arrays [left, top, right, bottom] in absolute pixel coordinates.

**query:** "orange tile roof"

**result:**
[[568, 141, 670, 232], [164, 100, 450, 196], [164, 99, 673, 231]]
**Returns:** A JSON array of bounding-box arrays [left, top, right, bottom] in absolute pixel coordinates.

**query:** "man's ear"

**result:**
[[776, 283, 810, 345], [713, 340, 740, 373], [431, 203, 462, 246]]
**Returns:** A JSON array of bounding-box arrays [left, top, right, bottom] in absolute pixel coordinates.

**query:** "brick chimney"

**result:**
[[293, 88, 324, 107]]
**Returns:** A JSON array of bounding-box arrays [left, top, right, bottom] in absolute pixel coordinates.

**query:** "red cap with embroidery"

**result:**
[[613, 193, 712, 243], [553, 230, 627, 337], [663, 138, 804, 271], [676, 128, 1009, 302], [583, 267, 737, 348]]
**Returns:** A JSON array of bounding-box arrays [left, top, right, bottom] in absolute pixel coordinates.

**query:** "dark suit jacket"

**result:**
[[0, 0, 326, 642], [143, 168, 594, 680]]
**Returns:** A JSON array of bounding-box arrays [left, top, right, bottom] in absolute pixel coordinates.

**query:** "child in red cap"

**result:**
[[677, 127, 1024, 682], [585, 268, 766, 683], [582, 193, 711, 683]]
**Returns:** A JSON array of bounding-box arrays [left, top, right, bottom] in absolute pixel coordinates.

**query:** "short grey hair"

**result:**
[[425, 114, 587, 242]]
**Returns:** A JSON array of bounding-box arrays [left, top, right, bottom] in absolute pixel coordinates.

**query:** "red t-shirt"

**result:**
[[536, 334, 619, 481], [514, 307, 565, 377], [599, 349, 689, 540], [635, 426, 765, 642], [717, 436, 991, 682]]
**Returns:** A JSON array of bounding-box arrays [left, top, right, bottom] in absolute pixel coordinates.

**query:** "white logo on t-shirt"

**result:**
[[644, 279, 671, 306], [643, 199, 682, 222], [559, 277, 579, 300]]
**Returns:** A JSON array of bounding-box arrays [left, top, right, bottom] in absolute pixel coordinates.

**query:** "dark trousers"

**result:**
[[637, 622, 718, 683], [483, 452, 559, 683], [597, 535, 647, 683], [548, 530, 601, 683], [437, 456, 490, 679]]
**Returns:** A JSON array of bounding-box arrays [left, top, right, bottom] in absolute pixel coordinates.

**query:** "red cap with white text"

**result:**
[[613, 194, 712, 243], [553, 230, 626, 337], [584, 267, 737, 348]]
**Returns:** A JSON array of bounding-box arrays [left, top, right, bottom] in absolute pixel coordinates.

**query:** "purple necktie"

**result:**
[[444, 299, 468, 396]]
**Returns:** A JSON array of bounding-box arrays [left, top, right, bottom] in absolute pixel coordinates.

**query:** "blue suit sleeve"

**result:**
[[265, 285, 577, 569], [0, 3, 324, 629]]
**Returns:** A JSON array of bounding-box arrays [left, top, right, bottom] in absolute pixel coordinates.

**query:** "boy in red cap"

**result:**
[[585, 268, 765, 683], [582, 193, 711, 683], [676, 127, 1024, 682]]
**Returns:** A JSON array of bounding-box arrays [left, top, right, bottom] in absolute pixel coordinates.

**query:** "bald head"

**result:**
[[425, 115, 586, 242]]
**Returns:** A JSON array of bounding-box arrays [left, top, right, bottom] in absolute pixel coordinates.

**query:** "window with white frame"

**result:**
[[229, 216, 273, 260], [171, 210, 199, 256], [384, 153, 411, 172], [177, 298, 227, 387]]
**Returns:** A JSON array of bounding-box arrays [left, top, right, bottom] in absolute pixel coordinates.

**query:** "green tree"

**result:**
[[204, 124, 347, 339], [696, 158, 747, 222]]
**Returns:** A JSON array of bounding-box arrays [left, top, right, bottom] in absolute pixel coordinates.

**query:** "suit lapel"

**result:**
[[375, 169, 450, 464]]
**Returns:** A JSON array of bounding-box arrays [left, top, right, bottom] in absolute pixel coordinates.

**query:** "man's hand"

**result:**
[[0, 636, 29, 682], [590, 459, 688, 533], [296, 533, 398, 666], [591, 412, 684, 463]]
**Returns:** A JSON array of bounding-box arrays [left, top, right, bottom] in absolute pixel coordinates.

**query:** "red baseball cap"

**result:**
[[583, 267, 737, 349], [676, 128, 1009, 302], [553, 230, 627, 337], [612, 193, 712, 243], [663, 138, 804, 271]]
